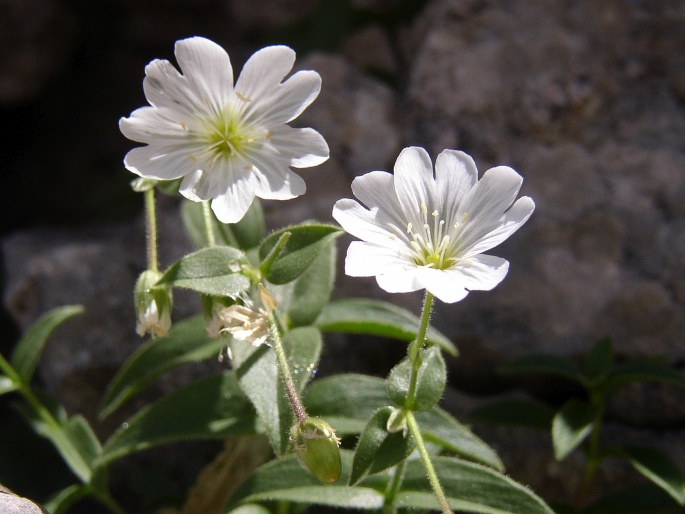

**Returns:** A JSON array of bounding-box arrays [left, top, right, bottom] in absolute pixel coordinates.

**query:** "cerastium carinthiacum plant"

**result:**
[[0, 36, 558, 514]]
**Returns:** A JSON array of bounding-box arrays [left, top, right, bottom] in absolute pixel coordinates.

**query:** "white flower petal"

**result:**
[[210, 172, 257, 223], [434, 149, 477, 220], [179, 170, 203, 201], [247, 70, 321, 127], [174, 37, 233, 113], [393, 147, 436, 228], [465, 196, 535, 256], [345, 241, 408, 277], [119, 106, 189, 144], [415, 267, 470, 303], [245, 150, 306, 199], [376, 269, 424, 294], [124, 144, 196, 180], [455, 254, 509, 291], [268, 126, 329, 168], [333, 199, 404, 247], [234, 45, 295, 104], [142, 59, 206, 117]]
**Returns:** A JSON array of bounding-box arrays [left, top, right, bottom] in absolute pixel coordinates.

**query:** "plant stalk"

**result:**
[[202, 200, 217, 247], [144, 188, 158, 272], [406, 292, 434, 409]]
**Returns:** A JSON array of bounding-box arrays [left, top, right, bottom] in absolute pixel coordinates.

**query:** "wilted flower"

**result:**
[[218, 304, 270, 346], [120, 36, 329, 223], [332, 146, 535, 303], [134, 270, 172, 337]]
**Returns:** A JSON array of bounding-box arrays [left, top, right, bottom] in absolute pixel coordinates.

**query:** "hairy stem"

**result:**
[[382, 459, 407, 514], [144, 188, 158, 272], [406, 410, 453, 514], [202, 200, 217, 247], [406, 292, 434, 409], [266, 311, 307, 423]]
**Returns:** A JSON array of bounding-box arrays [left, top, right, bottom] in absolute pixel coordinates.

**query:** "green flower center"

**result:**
[[199, 104, 261, 163]]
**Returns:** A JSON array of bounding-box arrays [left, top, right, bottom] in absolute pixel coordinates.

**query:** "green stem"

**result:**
[[574, 396, 605, 509], [144, 189, 158, 272], [202, 200, 217, 247], [382, 459, 407, 514], [406, 292, 434, 410], [266, 310, 307, 423], [405, 410, 453, 514]]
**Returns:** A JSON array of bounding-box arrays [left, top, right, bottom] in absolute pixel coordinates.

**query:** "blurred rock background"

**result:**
[[1, 0, 685, 512]]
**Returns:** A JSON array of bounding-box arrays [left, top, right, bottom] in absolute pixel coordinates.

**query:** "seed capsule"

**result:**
[[290, 418, 342, 484]]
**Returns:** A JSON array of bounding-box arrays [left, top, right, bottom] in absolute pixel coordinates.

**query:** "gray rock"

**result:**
[[0, 486, 48, 514]]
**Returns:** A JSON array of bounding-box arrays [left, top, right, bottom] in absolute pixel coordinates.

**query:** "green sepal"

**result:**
[[552, 398, 599, 460], [291, 417, 342, 484], [157, 246, 251, 297], [387, 346, 446, 411], [258, 223, 342, 284], [315, 298, 457, 355], [349, 406, 415, 485]]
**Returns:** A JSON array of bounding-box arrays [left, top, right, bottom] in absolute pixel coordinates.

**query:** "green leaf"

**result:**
[[259, 224, 342, 285], [581, 483, 683, 514], [16, 403, 93, 483], [399, 456, 554, 513], [0, 375, 17, 396], [607, 361, 685, 391], [552, 398, 598, 460], [350, 407, 415, 485], [181, 199, 265, 250], [315, 298, 457, 355], [303, 374, 390, 435], [416, 408, 504, 471], [281, 239, 336, 328], [10, 305, 83, 384], [618, 446, 685, 505], [224, 450, 386, 512], [43, 484, 90, 514], [157, 246, 251, 297], [99, 372, 256, 466], [64, 415, 102, 471], [232, 327, 322, 455], [387, 347, 446, 411], [99, 316, 225, 419], [227, 506, 272, 514], [468, 398, 555, 430], [583, 338, 613, 383], [500, 354, 587, 386]]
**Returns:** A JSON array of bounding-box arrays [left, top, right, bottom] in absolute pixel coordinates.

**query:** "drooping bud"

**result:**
[[386, 407, 408, 435], [134, 270, 172, 338], [290, 418, 342, 484]]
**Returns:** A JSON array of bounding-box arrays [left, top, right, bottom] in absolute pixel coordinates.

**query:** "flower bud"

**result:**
[[290, 418, 342, 484], [386, 407, 407, 435], [134, 270, 172, 338]]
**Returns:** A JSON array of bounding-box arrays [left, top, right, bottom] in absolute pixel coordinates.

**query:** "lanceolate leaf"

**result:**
[[314, 298, 457, 355], [304, 374, 390, 435], [618, 446, 685, 505], [416, 408, 504, 471], [583, 338, 613, 383], [99, 316, 225, 419], [10, 305, 83, 384], [43, 484, 90, 514], [157, 246, 250, 296], [232, 327, 322, 455], [99, 372, 256, 466], [350, 407, 415, 485], [223, 451, 386, 512], [259, 224, 342, 285], [607, 361, 685, 391], [552, 399, 598, 460], [581, 483, 682, 514], [468, 398, 555, 431], [499, 354, 587, 386], [387, 347, 446, 411], [399, 457, 555, 514]]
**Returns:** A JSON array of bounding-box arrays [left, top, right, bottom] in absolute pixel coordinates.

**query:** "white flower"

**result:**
[[332, 147, 535, 303], [120, 37, 329, 223]]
